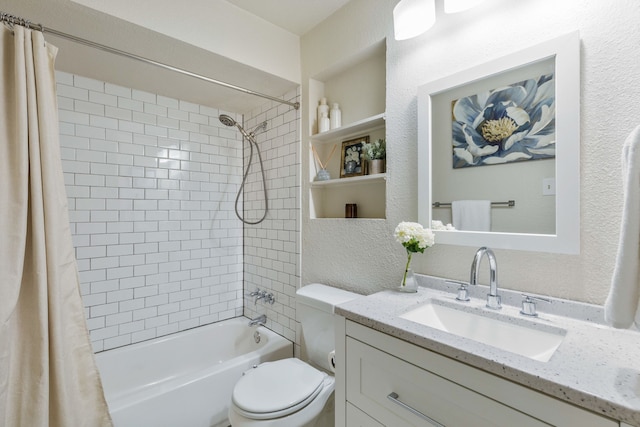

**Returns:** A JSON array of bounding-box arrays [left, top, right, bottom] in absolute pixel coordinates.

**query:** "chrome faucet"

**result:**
[[469, 247, 501, 310], [249, 289, 262, 305], [249, 288, 275, 305], [248, 314, 267, 327], [254, 293, 266, 304]]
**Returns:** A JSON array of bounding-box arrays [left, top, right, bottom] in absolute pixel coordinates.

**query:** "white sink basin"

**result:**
[[400, 300, 566, 362]]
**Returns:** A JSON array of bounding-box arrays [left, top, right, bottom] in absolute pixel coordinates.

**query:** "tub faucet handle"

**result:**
[[264, 292, 275, 305], [251, 289, 266, 305], [252, 289, 275, 305]]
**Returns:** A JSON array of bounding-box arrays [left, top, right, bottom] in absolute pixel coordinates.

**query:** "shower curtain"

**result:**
[[0, 25, 112, 426]]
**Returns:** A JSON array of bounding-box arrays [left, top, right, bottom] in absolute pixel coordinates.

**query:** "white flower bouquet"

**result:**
[[394, 222, 435, 289]]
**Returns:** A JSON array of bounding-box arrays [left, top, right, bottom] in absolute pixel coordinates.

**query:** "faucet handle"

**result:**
[[520, 294, 551, 317], [264, 292, 275, 305], [446, 280, 470, 302]]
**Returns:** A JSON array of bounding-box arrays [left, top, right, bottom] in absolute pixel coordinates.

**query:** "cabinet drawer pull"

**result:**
[[387, 392, 445, 427]]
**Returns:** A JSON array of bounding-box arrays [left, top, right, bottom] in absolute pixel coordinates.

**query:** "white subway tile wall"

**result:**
[[57, 71, 249, 351], [242, 90, 301, 344]]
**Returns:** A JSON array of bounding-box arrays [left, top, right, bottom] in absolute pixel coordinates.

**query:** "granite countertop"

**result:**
[[335, 277, 640, 426]]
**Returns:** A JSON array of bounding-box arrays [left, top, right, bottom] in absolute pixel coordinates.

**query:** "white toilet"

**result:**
[[228, 284, 360, 427]]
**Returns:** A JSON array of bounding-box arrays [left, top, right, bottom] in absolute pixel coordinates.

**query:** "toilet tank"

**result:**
[[296, 284, 360, 372]]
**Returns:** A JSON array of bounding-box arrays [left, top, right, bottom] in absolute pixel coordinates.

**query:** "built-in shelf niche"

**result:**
[[308, 41, 386, 220]]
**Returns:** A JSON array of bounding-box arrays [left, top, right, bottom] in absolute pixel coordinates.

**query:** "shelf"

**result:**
[[311, 113, 385, 142], [310, 173, 386, 219], [309, 115, 386, 219], [311, 173, 386, 188]]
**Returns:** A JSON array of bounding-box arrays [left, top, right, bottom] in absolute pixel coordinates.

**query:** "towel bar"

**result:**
[[432, 200, 515, 208]]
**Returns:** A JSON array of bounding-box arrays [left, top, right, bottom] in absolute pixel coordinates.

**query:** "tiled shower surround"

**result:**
[[56, 71, 300, 351], [242, 99, 300, 345]]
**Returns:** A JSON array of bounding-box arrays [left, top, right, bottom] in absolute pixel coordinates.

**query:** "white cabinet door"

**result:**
[[346, 402, 384, 427]]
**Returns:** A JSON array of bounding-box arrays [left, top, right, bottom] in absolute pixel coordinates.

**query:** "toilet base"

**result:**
[[312, 392, 334, 427]]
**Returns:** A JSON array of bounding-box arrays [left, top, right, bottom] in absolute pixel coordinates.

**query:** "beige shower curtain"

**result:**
[[0, 25, 112, 426]]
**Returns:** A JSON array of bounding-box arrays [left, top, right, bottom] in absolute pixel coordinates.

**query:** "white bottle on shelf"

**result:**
[[330, 103, 342, 130], [319, 112, 330, 133], [317, 97, 329, 133]]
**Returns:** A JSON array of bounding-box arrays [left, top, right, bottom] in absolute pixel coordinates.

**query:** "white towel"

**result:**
[[451, 200, 491, 231], [605, 125, 640, 329]]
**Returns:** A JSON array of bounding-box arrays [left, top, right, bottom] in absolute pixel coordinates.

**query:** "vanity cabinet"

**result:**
[[336, 319, 618, 427], [346, 402, 384, 427], [308, 42, 386, 219]]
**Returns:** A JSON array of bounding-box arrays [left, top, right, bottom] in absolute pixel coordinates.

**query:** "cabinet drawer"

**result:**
[[346, 337, 549, 427], [345, 321, 617, 427]]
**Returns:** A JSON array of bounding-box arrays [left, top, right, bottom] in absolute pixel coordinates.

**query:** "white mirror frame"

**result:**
[[418, 31, 580, 254]]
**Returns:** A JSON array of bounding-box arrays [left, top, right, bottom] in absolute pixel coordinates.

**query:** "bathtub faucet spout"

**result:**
[[248, 314, 267, 327]]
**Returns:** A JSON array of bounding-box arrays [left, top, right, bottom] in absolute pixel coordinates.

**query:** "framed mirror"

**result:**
[[418, 32, 580, 254]]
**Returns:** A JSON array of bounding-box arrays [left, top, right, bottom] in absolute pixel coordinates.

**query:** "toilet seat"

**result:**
[[231, 358, 327, 420]]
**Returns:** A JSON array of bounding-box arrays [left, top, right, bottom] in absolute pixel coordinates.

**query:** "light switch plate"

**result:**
[[542, 177, 556, 196]]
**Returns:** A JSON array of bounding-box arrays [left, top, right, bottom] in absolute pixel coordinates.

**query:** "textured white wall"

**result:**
[[302, 0, 640, 304], [69, 0, 301, 84]]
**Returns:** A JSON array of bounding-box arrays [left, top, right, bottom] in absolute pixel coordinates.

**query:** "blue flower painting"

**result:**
[[451, 73, 555, 168]]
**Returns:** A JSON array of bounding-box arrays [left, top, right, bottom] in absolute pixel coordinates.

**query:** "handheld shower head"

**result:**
[[219, 114, 253, 140], [219, 114, 267, 142], [219, 114, 238, 127], [218, 114, 270, 225]]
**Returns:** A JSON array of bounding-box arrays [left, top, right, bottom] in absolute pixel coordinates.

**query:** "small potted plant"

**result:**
[[362, 138, 386, 174]]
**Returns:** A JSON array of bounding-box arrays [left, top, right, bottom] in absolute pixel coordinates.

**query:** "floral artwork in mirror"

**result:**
[[340, 135, 368, 178], [452, 73, 556, 169], [417, 31, 580, 254]]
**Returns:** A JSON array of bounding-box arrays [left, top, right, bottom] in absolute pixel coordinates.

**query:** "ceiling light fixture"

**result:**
[[393, 0, 436, 41], [444, 0, 485, 14]]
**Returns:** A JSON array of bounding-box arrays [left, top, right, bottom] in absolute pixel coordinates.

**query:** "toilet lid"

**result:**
[[232, 358, 326, 419]]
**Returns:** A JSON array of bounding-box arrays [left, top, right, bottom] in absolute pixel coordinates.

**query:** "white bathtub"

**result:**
[[95, 317, 293, 427]]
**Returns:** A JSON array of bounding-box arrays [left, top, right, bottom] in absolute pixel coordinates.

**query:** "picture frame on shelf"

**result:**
[[340, 135, 368, 178]]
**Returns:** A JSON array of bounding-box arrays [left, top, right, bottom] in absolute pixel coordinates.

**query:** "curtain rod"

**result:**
[[0, 11, 300, 110]]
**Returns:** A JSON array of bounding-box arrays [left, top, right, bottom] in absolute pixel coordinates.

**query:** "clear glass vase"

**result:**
[[398, 268, 418, 293], [315, 169, 330, 181]]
